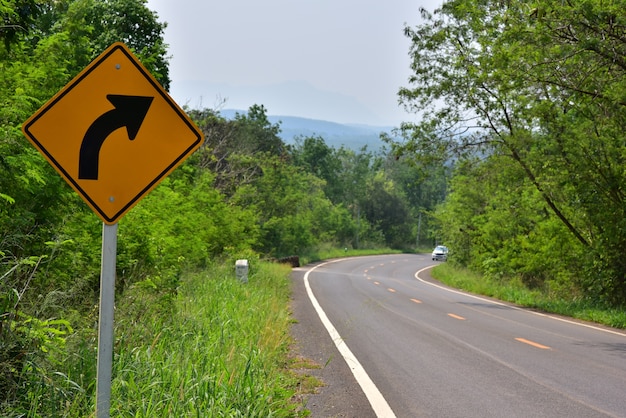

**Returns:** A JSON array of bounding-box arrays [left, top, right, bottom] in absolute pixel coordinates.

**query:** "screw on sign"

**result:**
[[22, 42, 203, 225]]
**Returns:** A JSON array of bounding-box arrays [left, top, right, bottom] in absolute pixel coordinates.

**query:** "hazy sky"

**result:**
[[145, 0, 441, 126]]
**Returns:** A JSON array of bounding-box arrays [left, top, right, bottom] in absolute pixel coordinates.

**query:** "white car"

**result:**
[[431, 245, 448, 261]]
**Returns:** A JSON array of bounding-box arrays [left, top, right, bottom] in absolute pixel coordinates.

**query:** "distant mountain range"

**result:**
[[219, 109, 395, 151]]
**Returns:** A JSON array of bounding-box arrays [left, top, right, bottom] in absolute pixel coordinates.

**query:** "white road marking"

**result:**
[[303, 260, 397, 418]]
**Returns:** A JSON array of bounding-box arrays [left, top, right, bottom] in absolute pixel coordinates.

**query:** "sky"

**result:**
[[145, 0, 441, 126]]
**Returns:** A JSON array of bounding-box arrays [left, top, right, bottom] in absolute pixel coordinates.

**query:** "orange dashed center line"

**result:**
[[515, 338, 551, 350], [387, 288, 396, 293], [448, 313, 466, 320], [411, 298, 422, 304], [373, 281, 380, 285]]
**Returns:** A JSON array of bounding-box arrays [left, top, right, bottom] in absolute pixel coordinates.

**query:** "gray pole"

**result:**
[[96, 222, 118, 418], [416, 212, 422, 248], [356, 204, 360, 249]]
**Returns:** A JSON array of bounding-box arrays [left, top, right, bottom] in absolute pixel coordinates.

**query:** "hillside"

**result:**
[[219, 109, 394, 151]]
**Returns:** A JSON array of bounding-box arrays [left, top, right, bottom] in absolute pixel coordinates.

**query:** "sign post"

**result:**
[[96, 223, 117, 417], [22, 43, 204, 417]]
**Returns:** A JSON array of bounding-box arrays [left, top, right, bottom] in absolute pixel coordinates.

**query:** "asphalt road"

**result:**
[[289, 254, 626, 417]]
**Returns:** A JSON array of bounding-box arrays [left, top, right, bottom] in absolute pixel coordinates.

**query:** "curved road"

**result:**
[[290, 254, 626, 417]]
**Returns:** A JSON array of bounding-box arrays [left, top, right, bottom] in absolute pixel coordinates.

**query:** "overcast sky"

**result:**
[[145, 0, 441, 126]]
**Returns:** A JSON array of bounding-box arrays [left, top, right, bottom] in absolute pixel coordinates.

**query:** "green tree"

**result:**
[[436, 156, 582, 291], [0, 0, 174, 411], [0, 0, 43, 47], [189, 105, 286, 196], [80, 0, 170, 88], [233, 156, 353, 256], [394, 0, 626, 305], [379, 150, 450, 248], [236, 104, 285, 155], [362, 170, 413, 248], [291, 135, 344, 203]]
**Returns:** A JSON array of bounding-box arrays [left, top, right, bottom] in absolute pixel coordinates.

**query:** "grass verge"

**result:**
[[430, 263, 626, 329], [109, 260, 313, 417]]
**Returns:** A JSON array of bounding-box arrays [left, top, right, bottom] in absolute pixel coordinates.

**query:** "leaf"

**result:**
[[0, 193, 15, 204]]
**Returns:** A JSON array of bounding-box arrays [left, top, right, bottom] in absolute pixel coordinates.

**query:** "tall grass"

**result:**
[[431, 263, 626, 329], [1, 261, 306, 417], [109, 261, 304, 417]]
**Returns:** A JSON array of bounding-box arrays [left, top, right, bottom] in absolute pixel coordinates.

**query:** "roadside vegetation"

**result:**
[[2, 0, 626, 416], [109, 262, 304, 417], [431, 263, 626, 329]]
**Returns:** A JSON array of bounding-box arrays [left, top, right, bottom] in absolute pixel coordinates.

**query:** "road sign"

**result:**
[[22, 42, 204, 224]]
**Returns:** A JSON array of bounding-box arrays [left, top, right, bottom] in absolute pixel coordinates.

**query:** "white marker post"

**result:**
[[96, 222, 118, 418]]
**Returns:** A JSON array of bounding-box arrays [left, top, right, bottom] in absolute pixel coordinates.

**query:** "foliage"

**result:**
[[362, 170, 413, 249], [109, 262, 304, 417], [232, 156, 354, 257], [189, 105, 286, 196], [435, 157, 584, 293], [291, 135, 344, 203], [0, 0, 43, 48], [392, 0, 626, 306], [431, 263, 626, 329], [120, 170, 259, 282], [79, 0, 170, 88]]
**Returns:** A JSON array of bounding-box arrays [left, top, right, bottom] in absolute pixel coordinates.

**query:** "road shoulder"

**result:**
[[290, 266, 376, 417]]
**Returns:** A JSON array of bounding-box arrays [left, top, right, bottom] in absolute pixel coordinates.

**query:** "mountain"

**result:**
[[219, 109, 395, 151], [169, 79, 390, 126]]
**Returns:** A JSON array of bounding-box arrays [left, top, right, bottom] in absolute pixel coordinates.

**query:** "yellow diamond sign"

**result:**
[[22, 42, 204, 224]]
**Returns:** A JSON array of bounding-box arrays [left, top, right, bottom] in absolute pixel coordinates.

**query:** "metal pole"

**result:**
[[96, 222, 118, 418], [356, 204, 360, 249], [416, 212, 422, 248]]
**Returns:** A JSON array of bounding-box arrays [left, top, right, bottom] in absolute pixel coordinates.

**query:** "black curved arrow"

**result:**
[[79, 94, 154, 180]]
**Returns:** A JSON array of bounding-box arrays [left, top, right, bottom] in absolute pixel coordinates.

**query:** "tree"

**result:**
[[189, 105, 287, 196], [436, 156, 582, 291], [362, 170, 413, 248], [0, 0, 43, 47], [394, 0, 626, 304], [232, 104, 285, 156], [379, 150, 450, 247], [0, 0, 172, 264], [81, 0, 170, 88], [291, 135, 343, 203], [0, 1, 174, 410], [232, 156, 353, 256]]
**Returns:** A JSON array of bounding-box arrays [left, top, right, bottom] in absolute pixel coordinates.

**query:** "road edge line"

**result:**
[[304, 260, 397, 418]]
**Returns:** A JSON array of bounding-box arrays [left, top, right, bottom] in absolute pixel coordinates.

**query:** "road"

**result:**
[[289, 254, 626, 417]]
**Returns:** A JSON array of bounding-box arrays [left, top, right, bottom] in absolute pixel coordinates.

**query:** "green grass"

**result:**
[[108, 261, 309, 417], [2, 261, 316, 417], [431, 263, 626, 329]]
